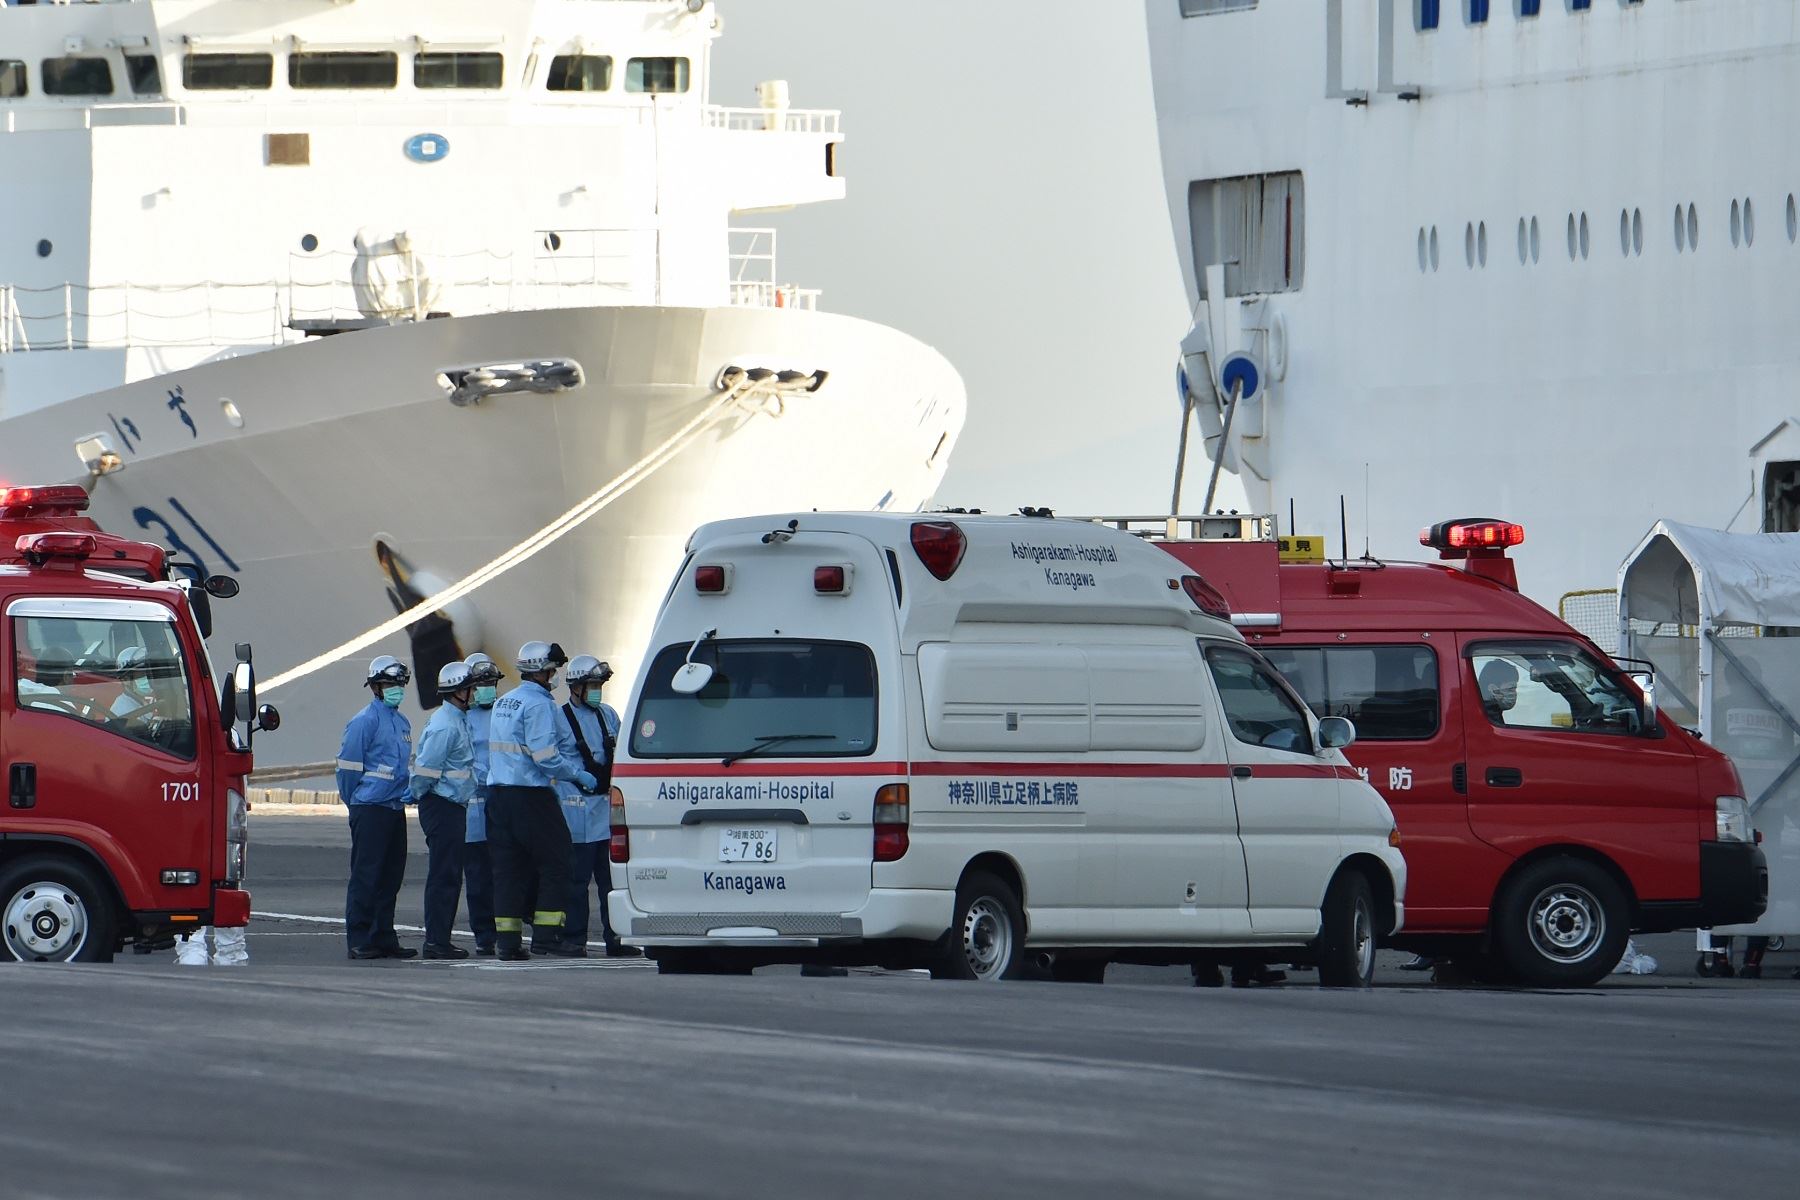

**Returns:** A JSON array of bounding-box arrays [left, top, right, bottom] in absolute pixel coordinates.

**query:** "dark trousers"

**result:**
[[464, 840, 495, 949], [345, 804, 406, 953], [566, 840, 621, 952], [416, 795, 466, 948], [489, 784, 573, 945]]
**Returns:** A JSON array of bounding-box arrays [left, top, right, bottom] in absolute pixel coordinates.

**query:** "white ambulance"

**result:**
[[607, 512, 1405, 985]]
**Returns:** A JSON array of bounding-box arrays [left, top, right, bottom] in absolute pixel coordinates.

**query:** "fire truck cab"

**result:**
[[0, 485, 271, 962], [1142, 514, 1769, 987]]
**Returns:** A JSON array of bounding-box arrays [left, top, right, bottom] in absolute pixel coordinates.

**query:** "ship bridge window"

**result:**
[[184, 53, 273, 91], [0, 61, 26, 99], [124, 54, 162, 96], [626, 57, 690, 94], [1179, 0, 1258, 14], [1188, 171, 1305, 298], [415, 52, 504, 90], [289, 52, 398, 90], [1518, 0, 1540, 15], [547, 54, 614, 92], [1466, 0, 1491, 23], [1417, 0, 1440, 29], [41, 57, 114, 97], [1568, 0, 1593, 10]]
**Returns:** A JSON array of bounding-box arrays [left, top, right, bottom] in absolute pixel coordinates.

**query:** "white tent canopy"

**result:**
[[1618, 520, 1800, 629]]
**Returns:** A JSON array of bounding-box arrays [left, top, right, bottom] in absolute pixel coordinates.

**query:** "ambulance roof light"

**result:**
[[1420, 518, 1525, 553], [910, 521, 966, 581], [0, 485, 90, 517]]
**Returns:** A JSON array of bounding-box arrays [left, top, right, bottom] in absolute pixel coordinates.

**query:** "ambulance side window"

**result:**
[[1205, 646, 1313, 754], [10, 614, 197, 759]]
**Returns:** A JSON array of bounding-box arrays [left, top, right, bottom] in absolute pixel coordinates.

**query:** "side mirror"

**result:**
[[205, 575, 241, 599], [233, 660, 256, 718], [256, 704, 281, 733], [671, 662, 715, 695], [1627, 671, 1657, 727], [179, 578, 214, 639], [1317, 715, 1357, 751], [219, 676, 237, 731]]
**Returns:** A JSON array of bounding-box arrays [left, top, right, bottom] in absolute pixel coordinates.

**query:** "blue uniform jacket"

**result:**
[[410, 702, 475, 806], [556, 701, 619, 844], [336, 700, 412, 809], [487, 681, 587, 789], [466, 703, 493, 842]]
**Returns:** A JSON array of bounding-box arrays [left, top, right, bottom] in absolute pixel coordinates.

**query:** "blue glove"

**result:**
[[575, 770, 598, 793], [408, 776, 431, 803]]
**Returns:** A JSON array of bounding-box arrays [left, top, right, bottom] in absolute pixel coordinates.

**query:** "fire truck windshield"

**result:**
[[12, 610, 197, 759]]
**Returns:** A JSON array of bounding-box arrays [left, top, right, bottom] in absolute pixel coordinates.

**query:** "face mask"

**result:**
[[131, 677, 153, 697], [381, 686, 406, 708], [584, 690, 606, 710], [474, 685, 497, 707]]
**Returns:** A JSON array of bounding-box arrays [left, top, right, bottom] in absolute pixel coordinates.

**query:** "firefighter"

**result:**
[[486, 641, 595, 961], [410, 662, 477, 960], [337, 655, 416, 960], [462, 653, 504, 956], [559, 655, 627, 957]]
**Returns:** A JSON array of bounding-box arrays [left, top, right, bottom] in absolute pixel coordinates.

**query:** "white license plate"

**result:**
[[718, 826, 779, 863]]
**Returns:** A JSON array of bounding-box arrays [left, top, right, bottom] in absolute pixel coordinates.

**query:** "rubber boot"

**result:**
[[496, 931, 529, 962]]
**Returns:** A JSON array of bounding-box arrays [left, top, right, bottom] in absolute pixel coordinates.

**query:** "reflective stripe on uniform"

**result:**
[[491, 741, 527, 755], [445, 769, 471, 780], [336, 759, 363, 771], [530, 746, 558, 763], [494, 917, 523, 932], [532, 910, 565, 926], [367, 767, 395, 779], [413, 765, 443, 779]]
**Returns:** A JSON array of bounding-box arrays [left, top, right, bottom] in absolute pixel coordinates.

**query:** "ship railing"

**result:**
[[704, 106, 840, 135]]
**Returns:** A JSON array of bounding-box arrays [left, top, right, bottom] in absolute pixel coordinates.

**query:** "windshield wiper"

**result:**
[[721, 733, 834, 767]]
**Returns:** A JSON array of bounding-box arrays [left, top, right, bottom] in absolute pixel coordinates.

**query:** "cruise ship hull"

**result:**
[[0, 305, 966, 764]]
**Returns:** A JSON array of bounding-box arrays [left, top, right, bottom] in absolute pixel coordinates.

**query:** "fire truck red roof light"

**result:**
[[16, 532, 96, 561], [0, 485, 90, 514], [1420, 519, 1525, 552], [1180, 574, 1233, 622], [910, 521, 967, 581]]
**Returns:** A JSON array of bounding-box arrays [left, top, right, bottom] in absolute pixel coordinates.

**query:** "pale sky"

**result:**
[[713, 1, 1232, 518]]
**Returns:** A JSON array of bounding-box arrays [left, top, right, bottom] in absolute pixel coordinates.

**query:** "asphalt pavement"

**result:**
[[5, 814, 1798, 1200]]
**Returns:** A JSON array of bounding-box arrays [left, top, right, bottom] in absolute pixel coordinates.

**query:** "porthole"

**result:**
[[1465, 222, 1476, 269], [543, 231, 563, 252], [1579, 212, 1590, 260], [1566, 213, 1578, 261], [1619, 209, 1631, 258], [220, 399, 244, 429], [1688, 203, 1700, 251], [35, 239, 51, 258], [1632, 208, 1644, 256], [1731, 200, 1741, 247], [1517, 218, 1529, 265], [1418, 227, 1428, 273], [1529, 216, 1540, 263], [1478, 220, 1488, 267], [300, 233, 319, 253], [1674, 205, 1686, 253], [1788, 194, 1797, 243], [1744, 197, 1756, 247], [1429, 226, 1440, 271]]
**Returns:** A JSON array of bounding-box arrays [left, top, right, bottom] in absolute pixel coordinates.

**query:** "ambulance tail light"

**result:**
[[15, 532, 96, 563], [609, 786, 630, 863], [694, 564, 731, 594], [813, 564, 850, 595], [0, 485, 90, 516], [909, 521, 966, 581], [873, 782, 909, 862], [1420, 519, 1525, 552], [1180, 574, 1233, 622]]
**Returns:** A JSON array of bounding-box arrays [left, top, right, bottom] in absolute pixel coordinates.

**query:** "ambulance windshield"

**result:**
[[631, 639, 876, 759]]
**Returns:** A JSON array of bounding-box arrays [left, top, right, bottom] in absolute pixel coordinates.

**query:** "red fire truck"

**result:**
[[1142, 514, 1768, 987], [0, 485, 275, 962]]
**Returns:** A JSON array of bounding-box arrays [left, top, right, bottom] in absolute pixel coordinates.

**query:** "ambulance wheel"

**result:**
[[931, 871, 1025, 983], [1316, 870, 1377, 988], [1492, 857, 1628, 988], [0, 855, 117, 964]]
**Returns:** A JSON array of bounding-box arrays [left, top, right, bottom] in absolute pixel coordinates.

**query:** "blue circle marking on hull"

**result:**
[[406, 134, 450, 163]]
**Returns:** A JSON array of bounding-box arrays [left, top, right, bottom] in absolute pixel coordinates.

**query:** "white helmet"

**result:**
[[367, 655, 411, 686], [463, 652, 505, 685], [515, 640, 558, 674], [566, 654, 605, 684], [117, 645, 150, 673], [437, 661, 475, 694]]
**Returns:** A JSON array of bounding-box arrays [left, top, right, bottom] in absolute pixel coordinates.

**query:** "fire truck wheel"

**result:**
[[930, 870, 1025, 982], [0, 855, 117, 964], [1316, 869, 1377, 988], [1492, 857, 1628, 988]]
